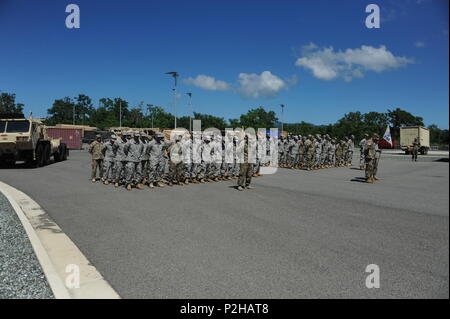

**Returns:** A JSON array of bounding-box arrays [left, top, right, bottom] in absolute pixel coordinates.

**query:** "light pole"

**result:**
[[165, 71, 179, 128], [73, 103, 75, 125], [280, 104, 285, 134], [186, 92, 192, 132]]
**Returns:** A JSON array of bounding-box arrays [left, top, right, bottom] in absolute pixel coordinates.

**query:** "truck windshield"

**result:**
[[6, 120, 30, 133], [0, 122, 5, 133]]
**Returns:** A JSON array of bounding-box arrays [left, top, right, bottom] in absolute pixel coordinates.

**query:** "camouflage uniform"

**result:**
[[114, 134, 128, 185], [359, 136, 368, 169], [167, 138, 184, 184], [237, 138, 254, 189], [328, 140, 336, 166], [147, 135, 166, 185], [335, 141, 343, 166], [140, 134, 150, 184], [191, 136, 203, 181], [102, 139, 116, 182], [364, 136, 380, 182], [124, 134, 144, 187], [412, 138, 420, 162], [346, 136, 354, 166], [314, 137, 322, 169], [304, 136, 315, 170], [89, 139, 104, 180]]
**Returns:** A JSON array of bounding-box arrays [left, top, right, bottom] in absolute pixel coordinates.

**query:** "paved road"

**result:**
[[0, 151, 448, 298]]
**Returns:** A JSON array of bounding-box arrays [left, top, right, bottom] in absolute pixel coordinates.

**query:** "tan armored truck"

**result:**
[[0, 116, 68, 167]]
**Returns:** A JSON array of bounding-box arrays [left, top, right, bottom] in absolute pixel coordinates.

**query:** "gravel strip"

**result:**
[[0, 191, 54, 299]]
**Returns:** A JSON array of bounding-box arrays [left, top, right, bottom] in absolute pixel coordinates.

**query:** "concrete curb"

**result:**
[[0, 181, 120, 299]]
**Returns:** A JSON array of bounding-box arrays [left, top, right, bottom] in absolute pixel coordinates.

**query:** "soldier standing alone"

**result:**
[[89, 134, 104, 183], [364, 133, 381, 183], [237, 134, 254, 191], [412, 137, 420, 162]]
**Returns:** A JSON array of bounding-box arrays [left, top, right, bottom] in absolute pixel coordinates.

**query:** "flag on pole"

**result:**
[[383, 126, 392, 146]]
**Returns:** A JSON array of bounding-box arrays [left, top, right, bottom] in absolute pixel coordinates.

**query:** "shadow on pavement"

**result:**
[[351, 177, 367, 183]]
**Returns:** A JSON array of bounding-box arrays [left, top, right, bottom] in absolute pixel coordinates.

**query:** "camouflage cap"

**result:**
[[110, 134, 117, 140], [372, 133, 379, 138]]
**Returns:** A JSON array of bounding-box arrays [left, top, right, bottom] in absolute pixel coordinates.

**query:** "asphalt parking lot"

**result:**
[[0, 150, 448, 298]]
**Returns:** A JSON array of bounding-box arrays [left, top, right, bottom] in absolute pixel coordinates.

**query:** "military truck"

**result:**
[[0, 115, 68, 167], [400, 126, 430, 155]]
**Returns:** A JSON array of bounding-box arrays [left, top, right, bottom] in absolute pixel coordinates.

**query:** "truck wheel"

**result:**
[[43, 144, 51, 165], [60, 143, 69, 161], [35, 144, 44, 167], [54, 146, 62, 162], [62, 145, 68, 161]]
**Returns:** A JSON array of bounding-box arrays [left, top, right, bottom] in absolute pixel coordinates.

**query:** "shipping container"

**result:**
[[46, 127, 83, 150], [400, 126, 430, 155]]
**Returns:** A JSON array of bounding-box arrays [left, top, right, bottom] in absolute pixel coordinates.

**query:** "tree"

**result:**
[[0, 92, 24, 114], [75, 94, 94, 126], [148, 106, 175, 128], [387, 108, 424, 140], [363, 112, 390, 138], [428, 124, 449, 146], [46, 97, 76, 126], [231, 107, 278, 129], [333, 111, 365, 140], [285, 121, 320, 136], [126, 107, 145, 128], [193, 112, 227, 130]]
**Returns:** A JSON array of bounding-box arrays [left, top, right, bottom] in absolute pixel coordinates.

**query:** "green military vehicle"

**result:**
[[0, 115, 68, 167]]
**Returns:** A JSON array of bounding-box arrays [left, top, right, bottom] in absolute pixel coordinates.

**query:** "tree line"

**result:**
[[0, 91, 448, 146]]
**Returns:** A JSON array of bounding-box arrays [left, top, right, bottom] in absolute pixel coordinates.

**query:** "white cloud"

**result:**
[[415, 41, 425, 48], [237, 71, 289, 99], [295, 44, 414, 81], [183, 74, 230, 91]]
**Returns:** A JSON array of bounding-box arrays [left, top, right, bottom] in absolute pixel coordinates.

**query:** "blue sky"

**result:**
[[0, 0, 448, 128]]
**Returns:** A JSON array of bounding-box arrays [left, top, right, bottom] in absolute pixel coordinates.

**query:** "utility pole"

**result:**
[[186, 92, 192, 132], [165, 71, 179, 129], [73, 103, 75, 125], [280, 104, 285, 134]]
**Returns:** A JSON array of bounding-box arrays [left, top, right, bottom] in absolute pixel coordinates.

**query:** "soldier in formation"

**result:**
[[274, 134, 356, 170], [90, 130, 268, 191], [89, 130, 376, 189]]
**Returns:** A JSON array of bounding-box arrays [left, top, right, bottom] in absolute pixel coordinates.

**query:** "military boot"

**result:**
[[126, 184, 132, 191], [137, 184, 145, 190]]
